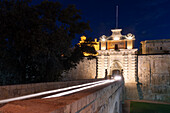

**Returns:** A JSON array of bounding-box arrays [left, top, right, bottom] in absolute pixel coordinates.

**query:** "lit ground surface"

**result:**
[[130, 101, 170, 113], [0, 80, 117, 113]]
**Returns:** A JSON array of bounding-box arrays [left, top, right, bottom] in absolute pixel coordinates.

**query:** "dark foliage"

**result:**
[[63, 37, 97, 70], [0, 0, 91, 85]]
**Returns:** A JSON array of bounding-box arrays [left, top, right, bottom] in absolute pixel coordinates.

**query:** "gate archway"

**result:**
[[109, 61, 123, 78]]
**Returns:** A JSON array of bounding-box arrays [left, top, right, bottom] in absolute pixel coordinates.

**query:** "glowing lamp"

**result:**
[[101, 38, 106, 41], [127, 46, 132, 49], [114, 36, 120, 40], [101, 47, 106, 50]]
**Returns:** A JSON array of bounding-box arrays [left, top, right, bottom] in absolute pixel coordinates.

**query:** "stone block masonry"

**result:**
[[97, 49, 138, 84], [0, 79, 101, 100], [62, 57, 97, 80], [0, 80, 124, 113], [60, 53, 170, 103], [138, 54, 170, 102]]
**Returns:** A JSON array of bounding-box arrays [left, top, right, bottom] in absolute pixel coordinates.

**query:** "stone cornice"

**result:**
[[97, 49, 138, 56]]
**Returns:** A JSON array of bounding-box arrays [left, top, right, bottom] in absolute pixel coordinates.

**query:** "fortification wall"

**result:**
[[62, 57, 97, 80], [138, 54, 170, 102]]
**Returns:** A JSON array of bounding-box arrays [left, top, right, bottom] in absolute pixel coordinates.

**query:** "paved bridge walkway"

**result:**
[[0, 79, 124, 113]]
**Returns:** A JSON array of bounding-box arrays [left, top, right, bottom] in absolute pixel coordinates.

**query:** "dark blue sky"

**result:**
[[34, 0, 170, 47]]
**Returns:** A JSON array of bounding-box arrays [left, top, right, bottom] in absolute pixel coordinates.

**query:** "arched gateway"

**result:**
[[109, 61, 123, 77], [97, 29, 138, 83]]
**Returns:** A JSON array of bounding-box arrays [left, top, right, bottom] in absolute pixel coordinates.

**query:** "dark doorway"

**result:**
[[115, 44, 118, 50], [112, 70, 120, 77]]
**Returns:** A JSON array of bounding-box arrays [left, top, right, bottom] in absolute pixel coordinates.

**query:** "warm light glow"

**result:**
[[101, 38, 106, 41], [127, 46, 132, 49], [114, 75, 122, 81], [126, 33, 134, 40], [79, 35, 99, 56], [114, 36, 120, 40], [127, 36, 133, 40], [80, 35, 86, 41], [127, 40, 133, 49], [83, 52, 98, 56], [101, 47, 106, 50]]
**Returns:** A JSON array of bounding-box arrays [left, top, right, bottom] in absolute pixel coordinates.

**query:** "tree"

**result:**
[[63, 37, 97, 71], [0, 0, 90, 85]]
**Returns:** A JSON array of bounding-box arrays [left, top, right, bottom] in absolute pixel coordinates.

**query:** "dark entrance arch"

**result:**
[[109, 61, 123, 78], [112, 70, 121, 77]]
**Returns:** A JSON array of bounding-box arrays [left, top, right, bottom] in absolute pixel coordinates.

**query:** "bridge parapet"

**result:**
[[0, 80, 124, 113], [70, 80, 124, 113], [0, 79, 103, 100]]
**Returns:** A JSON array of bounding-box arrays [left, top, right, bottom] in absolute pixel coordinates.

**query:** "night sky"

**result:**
[[34, 0, 170, 48]]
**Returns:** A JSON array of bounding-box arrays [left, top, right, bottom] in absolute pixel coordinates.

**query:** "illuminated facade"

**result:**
[[65, 31, 170, 101], [140, 39, 170, 54], [78, 36, 99, 56], [78, 29, 138, 83], [97, 29, 138, 83]]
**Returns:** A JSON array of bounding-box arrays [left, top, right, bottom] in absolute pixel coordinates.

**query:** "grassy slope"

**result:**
[[130, 101, 170, 113]]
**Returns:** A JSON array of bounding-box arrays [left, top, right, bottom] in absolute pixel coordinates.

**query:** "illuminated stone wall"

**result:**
[[138, 54, 170, 102], [97, 49, 139, 100], [97, 49, 138, 84], [62, 58, 97, 80], [141, 39, 170, 54]]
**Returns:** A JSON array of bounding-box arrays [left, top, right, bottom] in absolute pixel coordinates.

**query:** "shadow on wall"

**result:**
[[136, 55, 143, 100], [136, 73, 143, 100]]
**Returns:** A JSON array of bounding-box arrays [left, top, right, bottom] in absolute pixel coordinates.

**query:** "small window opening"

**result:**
[[115, 44, 118, 50], [160, 47, 162, 50]]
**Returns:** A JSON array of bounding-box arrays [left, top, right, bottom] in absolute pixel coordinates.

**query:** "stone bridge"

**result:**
[[0, 79, 124, 113]]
